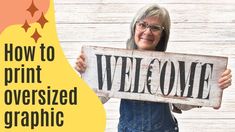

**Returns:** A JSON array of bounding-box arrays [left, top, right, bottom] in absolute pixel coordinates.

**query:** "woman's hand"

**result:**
[[213, 69, 232, 109], [218, 69, 232, 90], [75, 52, 110, 104], [75, 52, 87, 73]]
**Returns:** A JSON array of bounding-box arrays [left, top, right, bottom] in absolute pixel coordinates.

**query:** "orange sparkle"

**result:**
[[31, 29, 41, 43], [37, 12, 48, 28], [21, 20, 31, 32], [27, 0, 38, 17]]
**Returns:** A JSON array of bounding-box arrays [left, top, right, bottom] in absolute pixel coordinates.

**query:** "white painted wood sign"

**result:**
[[81, 45, 228, 107]]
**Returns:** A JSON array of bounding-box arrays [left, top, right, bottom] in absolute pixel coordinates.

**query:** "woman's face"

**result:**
[[134, 16, 163, 50]]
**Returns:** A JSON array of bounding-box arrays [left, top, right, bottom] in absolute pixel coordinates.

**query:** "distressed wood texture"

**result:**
[[55, 4, 235, 23], [55, 0, 235, 131], [81, 46, 227, 107]]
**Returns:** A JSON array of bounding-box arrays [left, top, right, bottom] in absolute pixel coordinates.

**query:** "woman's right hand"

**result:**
[[75, 52, 87, 73], [75, 52, 110, 104]]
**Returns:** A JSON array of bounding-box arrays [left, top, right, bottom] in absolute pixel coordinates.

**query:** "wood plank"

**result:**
[[60, 42, 235, 61], [176, 119, 235, 132], [81, 46, 227, 107], [56, 24, 235, 42], [55, 22, 235, 29], [55, 3, 235, 13], [54, 4, 235, 23], [167, 43, 235, 57]]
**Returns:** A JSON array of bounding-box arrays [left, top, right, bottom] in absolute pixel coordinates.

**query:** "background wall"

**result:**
[[54, 0, 235, 131]]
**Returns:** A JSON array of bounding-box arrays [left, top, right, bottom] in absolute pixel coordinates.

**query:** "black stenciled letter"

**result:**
[[177, 61, 198, 97], [197, 63, 213, 99], [132, 57, 143, 93], [160, 61, 175, 96], [96, 54, 119, 90], [119, 57, 133, 92], [145, 58, 160, 94]]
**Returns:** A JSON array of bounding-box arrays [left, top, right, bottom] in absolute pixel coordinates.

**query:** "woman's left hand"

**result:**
[[218, 69, 232, 90], [213, 69, 232, 109]]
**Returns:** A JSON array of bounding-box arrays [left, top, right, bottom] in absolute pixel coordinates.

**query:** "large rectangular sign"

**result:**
[[81, 46, 228, 107]]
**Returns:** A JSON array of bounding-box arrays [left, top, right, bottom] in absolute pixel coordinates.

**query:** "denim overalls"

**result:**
[[118, 99, 179, 132]]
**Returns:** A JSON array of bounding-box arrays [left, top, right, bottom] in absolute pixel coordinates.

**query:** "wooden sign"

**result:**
[[81, 45, 228, 107]]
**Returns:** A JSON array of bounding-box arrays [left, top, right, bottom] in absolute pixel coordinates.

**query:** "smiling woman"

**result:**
[[134, 17, 163, 50], [127, 4, 170, 52]]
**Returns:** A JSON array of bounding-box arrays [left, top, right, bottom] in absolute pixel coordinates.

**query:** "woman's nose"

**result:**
[[143, 27, 152, 34]]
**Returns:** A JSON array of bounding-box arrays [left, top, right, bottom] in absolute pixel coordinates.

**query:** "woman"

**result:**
[[75, 4, 232, 132]]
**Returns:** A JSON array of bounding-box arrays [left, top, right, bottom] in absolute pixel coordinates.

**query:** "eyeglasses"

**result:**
[[136, 21, 164, 32]]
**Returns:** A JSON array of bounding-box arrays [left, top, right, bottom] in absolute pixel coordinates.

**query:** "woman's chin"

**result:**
[[138, 45, 155, 50]]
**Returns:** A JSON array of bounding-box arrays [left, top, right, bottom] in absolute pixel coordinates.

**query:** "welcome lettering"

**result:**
[[82, 46, 227, 107], [95, 54, 213, 99]]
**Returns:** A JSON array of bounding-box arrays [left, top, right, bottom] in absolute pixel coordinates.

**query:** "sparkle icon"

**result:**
[[37, 13, 48, 28], [27, 0, 38, 17], [31, 29, 41, 43], [21, 20, 31, 32]]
